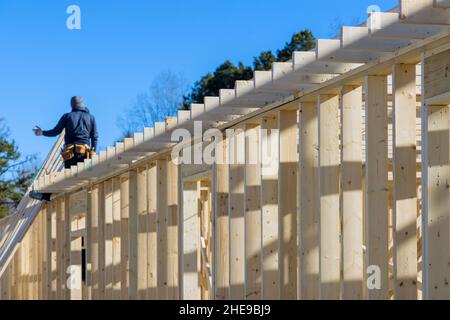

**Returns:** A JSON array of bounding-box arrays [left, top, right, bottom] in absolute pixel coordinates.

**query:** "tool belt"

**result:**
[[61, 144, 94, 161]]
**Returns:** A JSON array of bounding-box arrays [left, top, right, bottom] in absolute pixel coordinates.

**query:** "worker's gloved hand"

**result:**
[[33, 126, 43, 136], [89, 150, 96, 158]]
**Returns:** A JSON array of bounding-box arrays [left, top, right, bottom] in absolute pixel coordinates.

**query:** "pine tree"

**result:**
[[0, 119, 36, 218]]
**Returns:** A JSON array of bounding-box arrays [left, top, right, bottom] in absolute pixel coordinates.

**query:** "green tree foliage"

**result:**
[[184, 29, 315, 106], [186, 61, 253, 107], [276, 29, 316, 62], [0, 119, 36, 218], [253, 50, 276, 71], [188, 60, 253, 107]]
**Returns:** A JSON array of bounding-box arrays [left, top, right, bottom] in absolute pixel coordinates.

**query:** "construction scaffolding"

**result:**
[[1, 0, 450, 300]]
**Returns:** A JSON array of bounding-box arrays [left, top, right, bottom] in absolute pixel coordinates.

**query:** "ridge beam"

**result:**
[[368, 12, 448, 39], [293, 51, 362, 75], [205, 96, 254, 117], [233, 80, 290, 107], [190, 100, 240, 121], [253, 67, 317, 94], [219, 89, 259, 111], [316, 39, 383, 63], [342, 26, 415, 52], [400, 0, 450, 25]]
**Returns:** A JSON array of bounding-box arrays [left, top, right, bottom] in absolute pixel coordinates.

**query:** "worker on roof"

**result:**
[[30, 96, 98, 201]]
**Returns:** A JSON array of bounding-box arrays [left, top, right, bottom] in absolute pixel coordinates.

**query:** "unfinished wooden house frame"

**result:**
[[2, 0, 450, 300]]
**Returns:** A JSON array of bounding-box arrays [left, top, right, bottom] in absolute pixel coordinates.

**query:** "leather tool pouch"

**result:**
[[61, 145, 75, 161]]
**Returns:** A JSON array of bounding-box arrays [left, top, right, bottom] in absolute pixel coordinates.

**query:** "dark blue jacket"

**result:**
[[43, 106, 98, 151]]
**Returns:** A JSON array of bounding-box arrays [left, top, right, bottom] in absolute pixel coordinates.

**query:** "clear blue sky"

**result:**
[[0, 0, 397, 165]]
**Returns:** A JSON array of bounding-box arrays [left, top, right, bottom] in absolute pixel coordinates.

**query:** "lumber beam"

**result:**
[[167, 159, 179, 300], [244, 124, 262, 300], [392, 63, 418, 300], [299, 101, 319, 299], [278, 108, 298, 299], [70, 222, 82, 300], [365, 75, 389, 300], [340, 85, 364, 300], [254, 65, 317, 94], [46, 201, 57, 300], [422, 48, 450, 300], [95, 184, 105, 300], [56, 197, 65, 299], [423, 48, 450, 100], [147, 164, 158, 299], [341, 26, 414, 52], [400, 0, 450, 25], [89, 186, 100, 299], [205, 96, 255, 117], [422, 103, 450, 299], [112, 177, 121, 299], [157, 158, 169, 299], [318, 94, 341, 300], [104, 180, 114, 299], [182, 181, 201, 300], [260, 115, 279, 299], [368, 12, 446, 39], [128, 170, 138, 300], [120, 174, 129, 300], [63, 195, 71, 300], [316, 39, 382, 63], [293, 51, 362, 75], [228, 125, 246, 299], [137, 167, 148, 300], [214, 135, 230, 300], [234, 80, 289, 107]]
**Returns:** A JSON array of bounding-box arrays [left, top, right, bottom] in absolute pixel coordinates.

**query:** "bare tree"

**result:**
[[117, 70, 189, 137]]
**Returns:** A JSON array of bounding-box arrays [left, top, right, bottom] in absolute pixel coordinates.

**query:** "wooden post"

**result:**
[[98, 184, 106, 299], [104, 180, 114, 299], [70, 228, 82, 300], [1, 265, 9, 299], [214, 135, 230, 300], [128, 170, 138, 300], [147, 164, 158, 299], [422, 103, 450, 299], [278, 109, 298, 299], [89, 186, 100, 300], [365, 75, 389, 300], [183, 181, 201, 299], [120, 174, 130, 300], [245, 124, 262, 300], [112, 177, 122, 299], [229, 125, 246, 299], [56, 197, 65, 299], [63, 195, 71, 300], [167, 159, 179, 299], [41, 205, 48, 300], [47, 201, 57, 299], [157, 159, 169, 299], [299, 101, 320, 299], [318, 94, 341, 300], [22, 223, 29, 299], [340, 85, 364, 299], [392, 64, 418, 300], [85, 189, 92, 300], [260, 115, 279, 299], [137, 167, 148, 300]]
